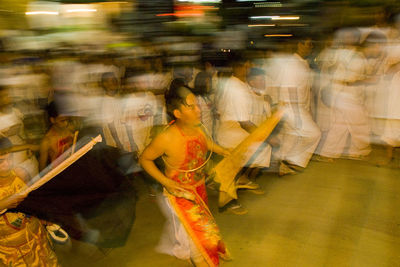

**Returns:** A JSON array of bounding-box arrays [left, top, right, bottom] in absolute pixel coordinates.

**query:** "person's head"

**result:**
[[361, 31, 387, 58], [0, 137, 13, 176], [295, 36, 314, 58], [47, 101, 69, 130], [247, 67, 266, 93], [229, 53, 251, 82], [165, 86, 200, 126], [101, 72, 119, 96], [193, 71, 211, 96]]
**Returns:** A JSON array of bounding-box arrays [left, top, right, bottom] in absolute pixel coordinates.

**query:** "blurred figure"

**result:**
[[377, 30, 400, 164], [247, 67, 273, 178], [0, 137, 59, 267], [318, 28, 371, 160], [247, 68, 272, 125], [215, 55, 271, 214], [275, 35, 321, 173], [39, 102, 73, 171], [122, 71, 158, 158], [100, 72, 129, 151], [363, 31, 389, 145], [193, 71, 214, 136], [0, 87, 39, 177], [314, 35, 336, 155]]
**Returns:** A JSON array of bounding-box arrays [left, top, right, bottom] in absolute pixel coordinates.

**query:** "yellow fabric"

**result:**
[[0, 172, 59, 267], [213, 109, 284, 204]]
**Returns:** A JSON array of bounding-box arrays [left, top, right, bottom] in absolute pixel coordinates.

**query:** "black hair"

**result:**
[[164, 85, 192, 120], [47, 101, 59, 119], [169, 78, 186, 93], [193, 71, 211, 96]]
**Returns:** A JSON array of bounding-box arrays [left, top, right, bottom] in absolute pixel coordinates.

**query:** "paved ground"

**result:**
[[57, 150, 400, 267]]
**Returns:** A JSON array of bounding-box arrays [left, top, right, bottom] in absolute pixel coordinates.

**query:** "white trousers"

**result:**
[[216, 121, 271, 168], [278, 107, 321, 168], [319, 94, 371, 158]]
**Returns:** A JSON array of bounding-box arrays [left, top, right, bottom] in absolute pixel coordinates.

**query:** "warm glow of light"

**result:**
[[248, 24, 275, 27], [66, 9, 97, 13], [25, 11, 59, 15], [271, 16, 299, 20], [175, 5, 216, 11], [264, 34, 293, 37], [157, 10, 204, 17], [251, 16, 300, 20]]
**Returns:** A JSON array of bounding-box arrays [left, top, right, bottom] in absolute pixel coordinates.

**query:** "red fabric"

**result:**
[[167, 127, 226, 266]]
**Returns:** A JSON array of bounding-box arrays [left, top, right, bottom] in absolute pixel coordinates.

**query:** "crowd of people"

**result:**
[[1, 18, 400, 265]]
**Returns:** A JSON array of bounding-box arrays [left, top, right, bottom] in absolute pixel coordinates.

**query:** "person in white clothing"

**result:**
[[275, 35, 321, 172], [247, 67, 273, 177], [318, 28, 371, 160], [247, 68, 272, 125], [122, 73, 158, 158], [192, 71, 214, 136], [215, 55, 270, 214], [100, 72, 129, 152]]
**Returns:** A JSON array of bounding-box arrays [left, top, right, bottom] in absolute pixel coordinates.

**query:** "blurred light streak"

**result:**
[[248, 24, 275, 27], [251, 16, 299, 20], [255, 2, 282, 8], [156, 11, 204, 17], [264, 34, 292, 37], [175, 5, 216, 11], [25, 11, 59, 15], [66, 9, 97, 13]]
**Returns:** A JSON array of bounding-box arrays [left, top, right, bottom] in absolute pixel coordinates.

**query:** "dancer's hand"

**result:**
[[166, 182, 195, 201], [221, 148, 232, 158]]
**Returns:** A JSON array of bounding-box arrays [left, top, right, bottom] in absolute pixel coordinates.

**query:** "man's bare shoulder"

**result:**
[[151, 125, 181, 148]]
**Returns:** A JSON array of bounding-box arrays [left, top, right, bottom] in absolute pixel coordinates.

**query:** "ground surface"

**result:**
[[57, 151, 400, 267]]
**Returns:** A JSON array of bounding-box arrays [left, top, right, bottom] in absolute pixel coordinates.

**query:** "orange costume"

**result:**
[[0, 171, 59, 267], [159, 126, 228, 266]]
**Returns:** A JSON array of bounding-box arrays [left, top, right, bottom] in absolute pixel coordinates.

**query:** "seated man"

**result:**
[[215, 56, 272, 214], [139, 85, 230, 267], [0, 137, 59, 266]]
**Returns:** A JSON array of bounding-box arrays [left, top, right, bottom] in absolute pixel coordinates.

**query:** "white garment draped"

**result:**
[[216, 76, 271, 168]]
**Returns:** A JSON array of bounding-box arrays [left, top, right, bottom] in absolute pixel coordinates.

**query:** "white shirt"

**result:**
[[122, 91, 158, 153], [275, 53, 313, 110], [250, 91, 271, 126], [218, 76, 252, 123]]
